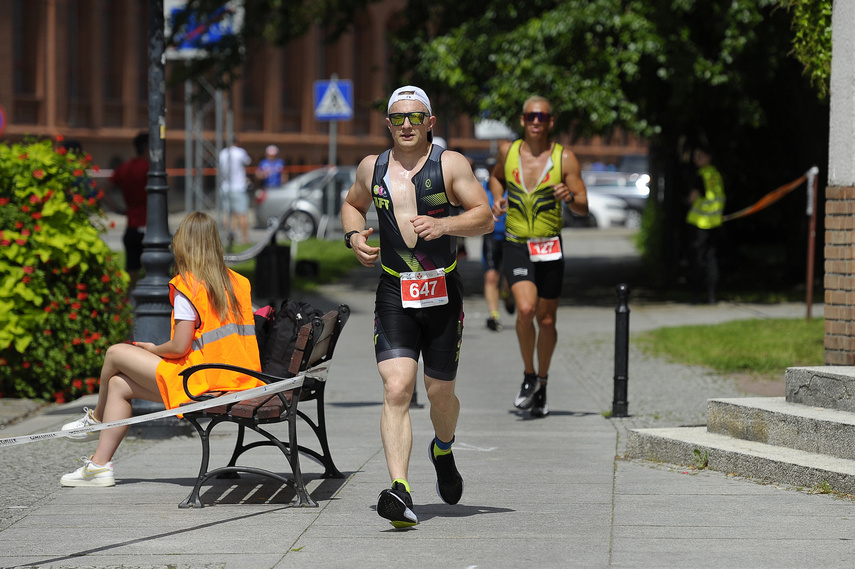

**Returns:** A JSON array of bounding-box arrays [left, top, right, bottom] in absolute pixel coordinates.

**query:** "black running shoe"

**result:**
[[429, 441, 464, 505], [486, 317, 502, 331], [514, 373, 540, 409], [530, 383, 549, 418], [503, 294, 515, 315], [377, 482, 418, 528]]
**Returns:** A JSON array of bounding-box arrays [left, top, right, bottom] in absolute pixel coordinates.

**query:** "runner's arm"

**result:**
[[342, 156, 380, 266]]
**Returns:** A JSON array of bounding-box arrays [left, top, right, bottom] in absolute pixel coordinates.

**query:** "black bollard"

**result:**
[[612, 283, 630, 417]]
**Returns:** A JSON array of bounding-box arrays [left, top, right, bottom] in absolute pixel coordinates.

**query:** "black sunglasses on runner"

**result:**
[[388, 112, 427, 126], [523, 111, 551, 123]]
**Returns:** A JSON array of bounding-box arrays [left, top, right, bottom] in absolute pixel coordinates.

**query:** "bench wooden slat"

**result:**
[[230, 394, 285, 419]]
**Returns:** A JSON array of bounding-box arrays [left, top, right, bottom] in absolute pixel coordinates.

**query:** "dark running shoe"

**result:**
[[514, 373, 540, 409], [486, 317, 502, 331], [503, 294, 515, 315], [530, 383, 549, 418], [429, 441, 464, 505], [377, 482, 418, 528]]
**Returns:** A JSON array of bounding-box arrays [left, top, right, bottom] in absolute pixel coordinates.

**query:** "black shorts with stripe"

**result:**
[[373, 271, 464, 381], [502, 239, 565, 300]]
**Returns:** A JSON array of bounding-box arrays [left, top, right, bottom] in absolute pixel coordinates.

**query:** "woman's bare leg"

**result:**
[[90, 344, 163, 465]]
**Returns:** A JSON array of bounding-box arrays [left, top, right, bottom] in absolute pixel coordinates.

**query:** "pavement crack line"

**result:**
[[609, 427, 620, 568], [283, 446, 386, 557]]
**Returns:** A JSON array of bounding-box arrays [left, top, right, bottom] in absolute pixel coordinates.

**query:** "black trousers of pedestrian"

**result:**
[[688, 225, 719, 304]]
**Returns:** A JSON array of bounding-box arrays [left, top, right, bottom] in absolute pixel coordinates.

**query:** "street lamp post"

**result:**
[[132, 0, 173, 345], [128, 0, 189, 436]]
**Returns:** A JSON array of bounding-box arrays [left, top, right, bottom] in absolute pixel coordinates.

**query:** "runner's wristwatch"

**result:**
[[344, 230, 359, 249]]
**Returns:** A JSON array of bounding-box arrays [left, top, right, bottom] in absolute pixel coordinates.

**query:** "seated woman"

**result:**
[[60, 211, 262, 487]]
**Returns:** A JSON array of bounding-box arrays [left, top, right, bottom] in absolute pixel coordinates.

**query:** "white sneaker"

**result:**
[[60, 457, 115, 487], [61, 407, 100, 442]]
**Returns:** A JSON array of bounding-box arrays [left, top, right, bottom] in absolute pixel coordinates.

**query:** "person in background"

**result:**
[[685, 143, 725, 304], [108, 132, 149, 287], [489, 95, 588, 418], [256, 144, 285, 189], [218, 139, 252, 244], [482, 183, 513, 331], [59, 211, 263, 487]]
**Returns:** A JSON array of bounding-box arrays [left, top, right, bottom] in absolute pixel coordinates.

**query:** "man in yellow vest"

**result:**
[[685, 144, 725, 304]]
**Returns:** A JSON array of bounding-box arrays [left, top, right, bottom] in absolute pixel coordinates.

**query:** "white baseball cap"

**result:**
[[387, 85, 432, 115], [265, 145, 278, 155]]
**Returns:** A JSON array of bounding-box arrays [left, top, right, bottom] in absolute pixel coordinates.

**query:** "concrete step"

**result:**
[[625, 426, 855, 494], [707, 396, 855, 460], [624, 366, 855, 493], [786, 366, 855, 413]]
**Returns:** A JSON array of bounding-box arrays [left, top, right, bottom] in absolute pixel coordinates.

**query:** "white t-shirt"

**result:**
[[219, 145, 251, 193], [173, 291, 200, 326]]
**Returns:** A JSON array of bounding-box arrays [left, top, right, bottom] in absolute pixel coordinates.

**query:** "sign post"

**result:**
[[314, 75, 354, 236]]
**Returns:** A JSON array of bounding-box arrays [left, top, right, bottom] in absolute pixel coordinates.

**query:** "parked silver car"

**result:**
[[254, 166, 357, 241]]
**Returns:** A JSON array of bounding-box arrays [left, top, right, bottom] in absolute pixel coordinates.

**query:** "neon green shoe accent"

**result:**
[[391, 519, 418, 529], [392, 478, 411, 493], [432, 442, 452, 459]]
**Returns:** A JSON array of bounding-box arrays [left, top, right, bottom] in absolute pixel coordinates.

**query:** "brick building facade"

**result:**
[[0, 0, 647, 185]]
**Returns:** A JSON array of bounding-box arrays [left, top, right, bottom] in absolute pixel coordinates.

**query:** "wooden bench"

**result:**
[[176, 304, 350, 508]]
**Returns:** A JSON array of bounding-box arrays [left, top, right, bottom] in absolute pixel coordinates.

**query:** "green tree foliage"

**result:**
[[0, 139, 134, 401], [388, 0, 803, 138], [780, 0, 832, 99]]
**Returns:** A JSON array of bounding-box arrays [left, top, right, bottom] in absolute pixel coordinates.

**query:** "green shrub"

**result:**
[[0, 138, 134, 402]]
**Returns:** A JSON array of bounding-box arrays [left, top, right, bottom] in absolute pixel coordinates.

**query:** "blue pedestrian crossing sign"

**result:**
[[314, 79, 354, 121]]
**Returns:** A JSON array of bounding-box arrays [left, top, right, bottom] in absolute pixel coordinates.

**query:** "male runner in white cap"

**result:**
[[341, 85, 493, 528]]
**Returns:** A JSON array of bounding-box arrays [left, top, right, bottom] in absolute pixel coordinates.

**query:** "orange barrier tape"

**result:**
[[722, 174, 807, 222]]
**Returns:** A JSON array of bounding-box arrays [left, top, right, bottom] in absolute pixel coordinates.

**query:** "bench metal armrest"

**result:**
[[180, 363, 303, 402]]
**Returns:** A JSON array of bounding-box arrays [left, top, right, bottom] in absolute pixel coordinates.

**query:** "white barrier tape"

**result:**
[[0, 374, 304, 448]]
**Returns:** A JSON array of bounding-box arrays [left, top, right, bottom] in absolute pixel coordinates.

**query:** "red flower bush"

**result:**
[[0, 138, 134, 401]]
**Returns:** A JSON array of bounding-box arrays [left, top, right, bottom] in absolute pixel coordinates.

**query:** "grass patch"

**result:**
[[634, 318, 824, 378], [227, 238, 375, 292]]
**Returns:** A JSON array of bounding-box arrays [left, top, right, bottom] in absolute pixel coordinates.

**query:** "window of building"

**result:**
[[351, 14, 372, 136], [241, 41, 265, 131], [67, 2, 93, 128], [280, 39, 303, 133], [103, 4, 124, 127], [12, 0, 40, 123]]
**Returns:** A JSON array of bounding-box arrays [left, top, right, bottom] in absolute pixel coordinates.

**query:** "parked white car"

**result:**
[[564, 192, 628, 229], [581, 170, 650, 229]]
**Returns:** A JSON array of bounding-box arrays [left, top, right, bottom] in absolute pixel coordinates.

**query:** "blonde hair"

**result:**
[[522, 95, 552, 114], [171, 211, 240, 322]]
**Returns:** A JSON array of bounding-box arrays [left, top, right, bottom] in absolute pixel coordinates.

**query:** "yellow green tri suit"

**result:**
[[503, 139, 565, 244], [501, 140, 565, 299]]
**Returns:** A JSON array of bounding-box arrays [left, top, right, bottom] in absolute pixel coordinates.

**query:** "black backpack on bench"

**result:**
[[254, 299, 325, 378]]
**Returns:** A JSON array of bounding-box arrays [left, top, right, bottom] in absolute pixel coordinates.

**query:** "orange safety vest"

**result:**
[[155, 270, 262, 409]]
